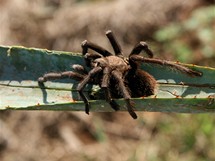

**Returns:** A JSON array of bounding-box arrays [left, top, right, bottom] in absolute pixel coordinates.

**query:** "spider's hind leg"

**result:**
[[130, 55, 202, 77]]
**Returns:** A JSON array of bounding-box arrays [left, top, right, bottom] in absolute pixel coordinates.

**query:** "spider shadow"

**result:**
[[71, 83, 103, 101], [71, 83, 80, 101], [38, 82, 49, 104], [38, 80, 98, 104]]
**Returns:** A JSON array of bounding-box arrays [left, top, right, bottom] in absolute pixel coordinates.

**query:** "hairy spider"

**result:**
[[38, 30, 202, 119]]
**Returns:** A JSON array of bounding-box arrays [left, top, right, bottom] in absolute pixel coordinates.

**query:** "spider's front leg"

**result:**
[[77, 66, 102, 114], [130, 42, 154, 58], [101, 67, 120, 111], [105, 30, 123, 56], [71, 64, 88, 75], [38, 71, 84, 83], [130, 55, 202, 77], [81, 40, 112, 57], [111, 70, 137, 119], [82, 40, 112, 67]]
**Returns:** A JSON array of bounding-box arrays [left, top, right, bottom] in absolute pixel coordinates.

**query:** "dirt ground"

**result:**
[[0, 0, 215, 161]]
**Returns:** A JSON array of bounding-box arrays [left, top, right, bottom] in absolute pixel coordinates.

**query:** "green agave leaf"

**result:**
[[0, 46, 215, 112]]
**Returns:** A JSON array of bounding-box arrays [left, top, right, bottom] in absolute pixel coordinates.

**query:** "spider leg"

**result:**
[[81, 40, 112, 57], [112, 70, 137, 119], [71, 64, 88, 75], [77, 66, 102, 114], [130, 55, 202, 77], [101, 67, 120, 111], [38, 71, 84, 83], [106, 30, 123, 56], [84, 52, 103, 59], [130, 41, 154, 58]]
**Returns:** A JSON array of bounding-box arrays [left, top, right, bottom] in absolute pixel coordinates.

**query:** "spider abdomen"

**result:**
[[126, 69, 157, 97]]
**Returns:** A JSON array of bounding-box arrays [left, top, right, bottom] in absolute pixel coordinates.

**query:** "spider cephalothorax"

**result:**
[[38, 30, 202, 119]]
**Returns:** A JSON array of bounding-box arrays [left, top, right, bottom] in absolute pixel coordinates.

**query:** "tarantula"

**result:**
[[38, 30, 202, 119]]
